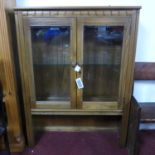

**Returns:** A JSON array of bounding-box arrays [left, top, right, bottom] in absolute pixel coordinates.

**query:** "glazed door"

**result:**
[[77, 17, 130, 110], [23, 17, 76, 109]]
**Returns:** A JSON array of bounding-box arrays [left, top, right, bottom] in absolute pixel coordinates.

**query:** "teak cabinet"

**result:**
[[15, 7, 140, 146]]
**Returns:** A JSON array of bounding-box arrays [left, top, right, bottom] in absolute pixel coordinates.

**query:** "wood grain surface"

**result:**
[[0, 0, 25, 151]]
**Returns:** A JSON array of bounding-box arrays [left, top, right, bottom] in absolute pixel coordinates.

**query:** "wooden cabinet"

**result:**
[[15, 7, 140, 146]]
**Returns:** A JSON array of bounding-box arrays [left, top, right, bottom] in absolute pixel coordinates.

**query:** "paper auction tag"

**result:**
[[75, 78, 84, 89]]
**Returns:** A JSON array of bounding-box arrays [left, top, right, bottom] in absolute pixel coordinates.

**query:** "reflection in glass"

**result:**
[[31, 26, 70, 101], [83, 26, 124, 101]]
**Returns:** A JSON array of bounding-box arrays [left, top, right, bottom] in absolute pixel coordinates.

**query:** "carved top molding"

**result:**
[[14, 6, 141, 17], [14, 9, 141, 17]]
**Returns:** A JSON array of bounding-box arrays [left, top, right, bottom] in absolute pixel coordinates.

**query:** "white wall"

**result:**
[[135, 0, 155, 62], [16, 0, 155, 62]]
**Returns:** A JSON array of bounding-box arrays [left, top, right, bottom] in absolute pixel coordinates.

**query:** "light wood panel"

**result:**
[[0, 0, 24, 152]]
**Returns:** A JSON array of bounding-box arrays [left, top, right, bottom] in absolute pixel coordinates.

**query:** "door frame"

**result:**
[[23, 17, 77, 110]]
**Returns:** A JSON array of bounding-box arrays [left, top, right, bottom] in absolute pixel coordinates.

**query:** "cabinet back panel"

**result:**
[[83, 26, 123, 102], [31, 26, 71, 101], [32, 115, 121, 135]]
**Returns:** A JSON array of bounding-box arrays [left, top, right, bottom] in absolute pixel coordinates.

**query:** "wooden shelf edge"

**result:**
[[33, 126, 119, 132], [31, 109, 122, 116]]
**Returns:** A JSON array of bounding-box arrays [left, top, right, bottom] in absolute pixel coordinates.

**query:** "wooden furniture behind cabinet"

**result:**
[[127, 97, 141, 155], [14, 6, 141, 146], [0, 0, 24, 152], [127, 80, 155, 155]]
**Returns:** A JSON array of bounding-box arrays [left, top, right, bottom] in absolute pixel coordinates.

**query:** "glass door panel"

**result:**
[[31, 26, 70, 101], [24, 17, 76, 109], [77, 17, 129, 110], [83, 26, 124, 102]]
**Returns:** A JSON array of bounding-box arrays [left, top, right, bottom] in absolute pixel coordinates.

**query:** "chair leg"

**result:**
[[3, 131, 11, 155]]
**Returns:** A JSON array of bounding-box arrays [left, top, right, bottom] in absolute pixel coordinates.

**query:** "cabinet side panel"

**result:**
[[15, 11, 34, 146], [120, 10, 140, 146]]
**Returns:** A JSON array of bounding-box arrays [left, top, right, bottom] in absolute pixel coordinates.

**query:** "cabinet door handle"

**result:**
[[74, 64, 81, 72]]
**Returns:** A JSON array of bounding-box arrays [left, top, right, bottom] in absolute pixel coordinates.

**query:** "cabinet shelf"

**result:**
[[31, 108, 122, 116]]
